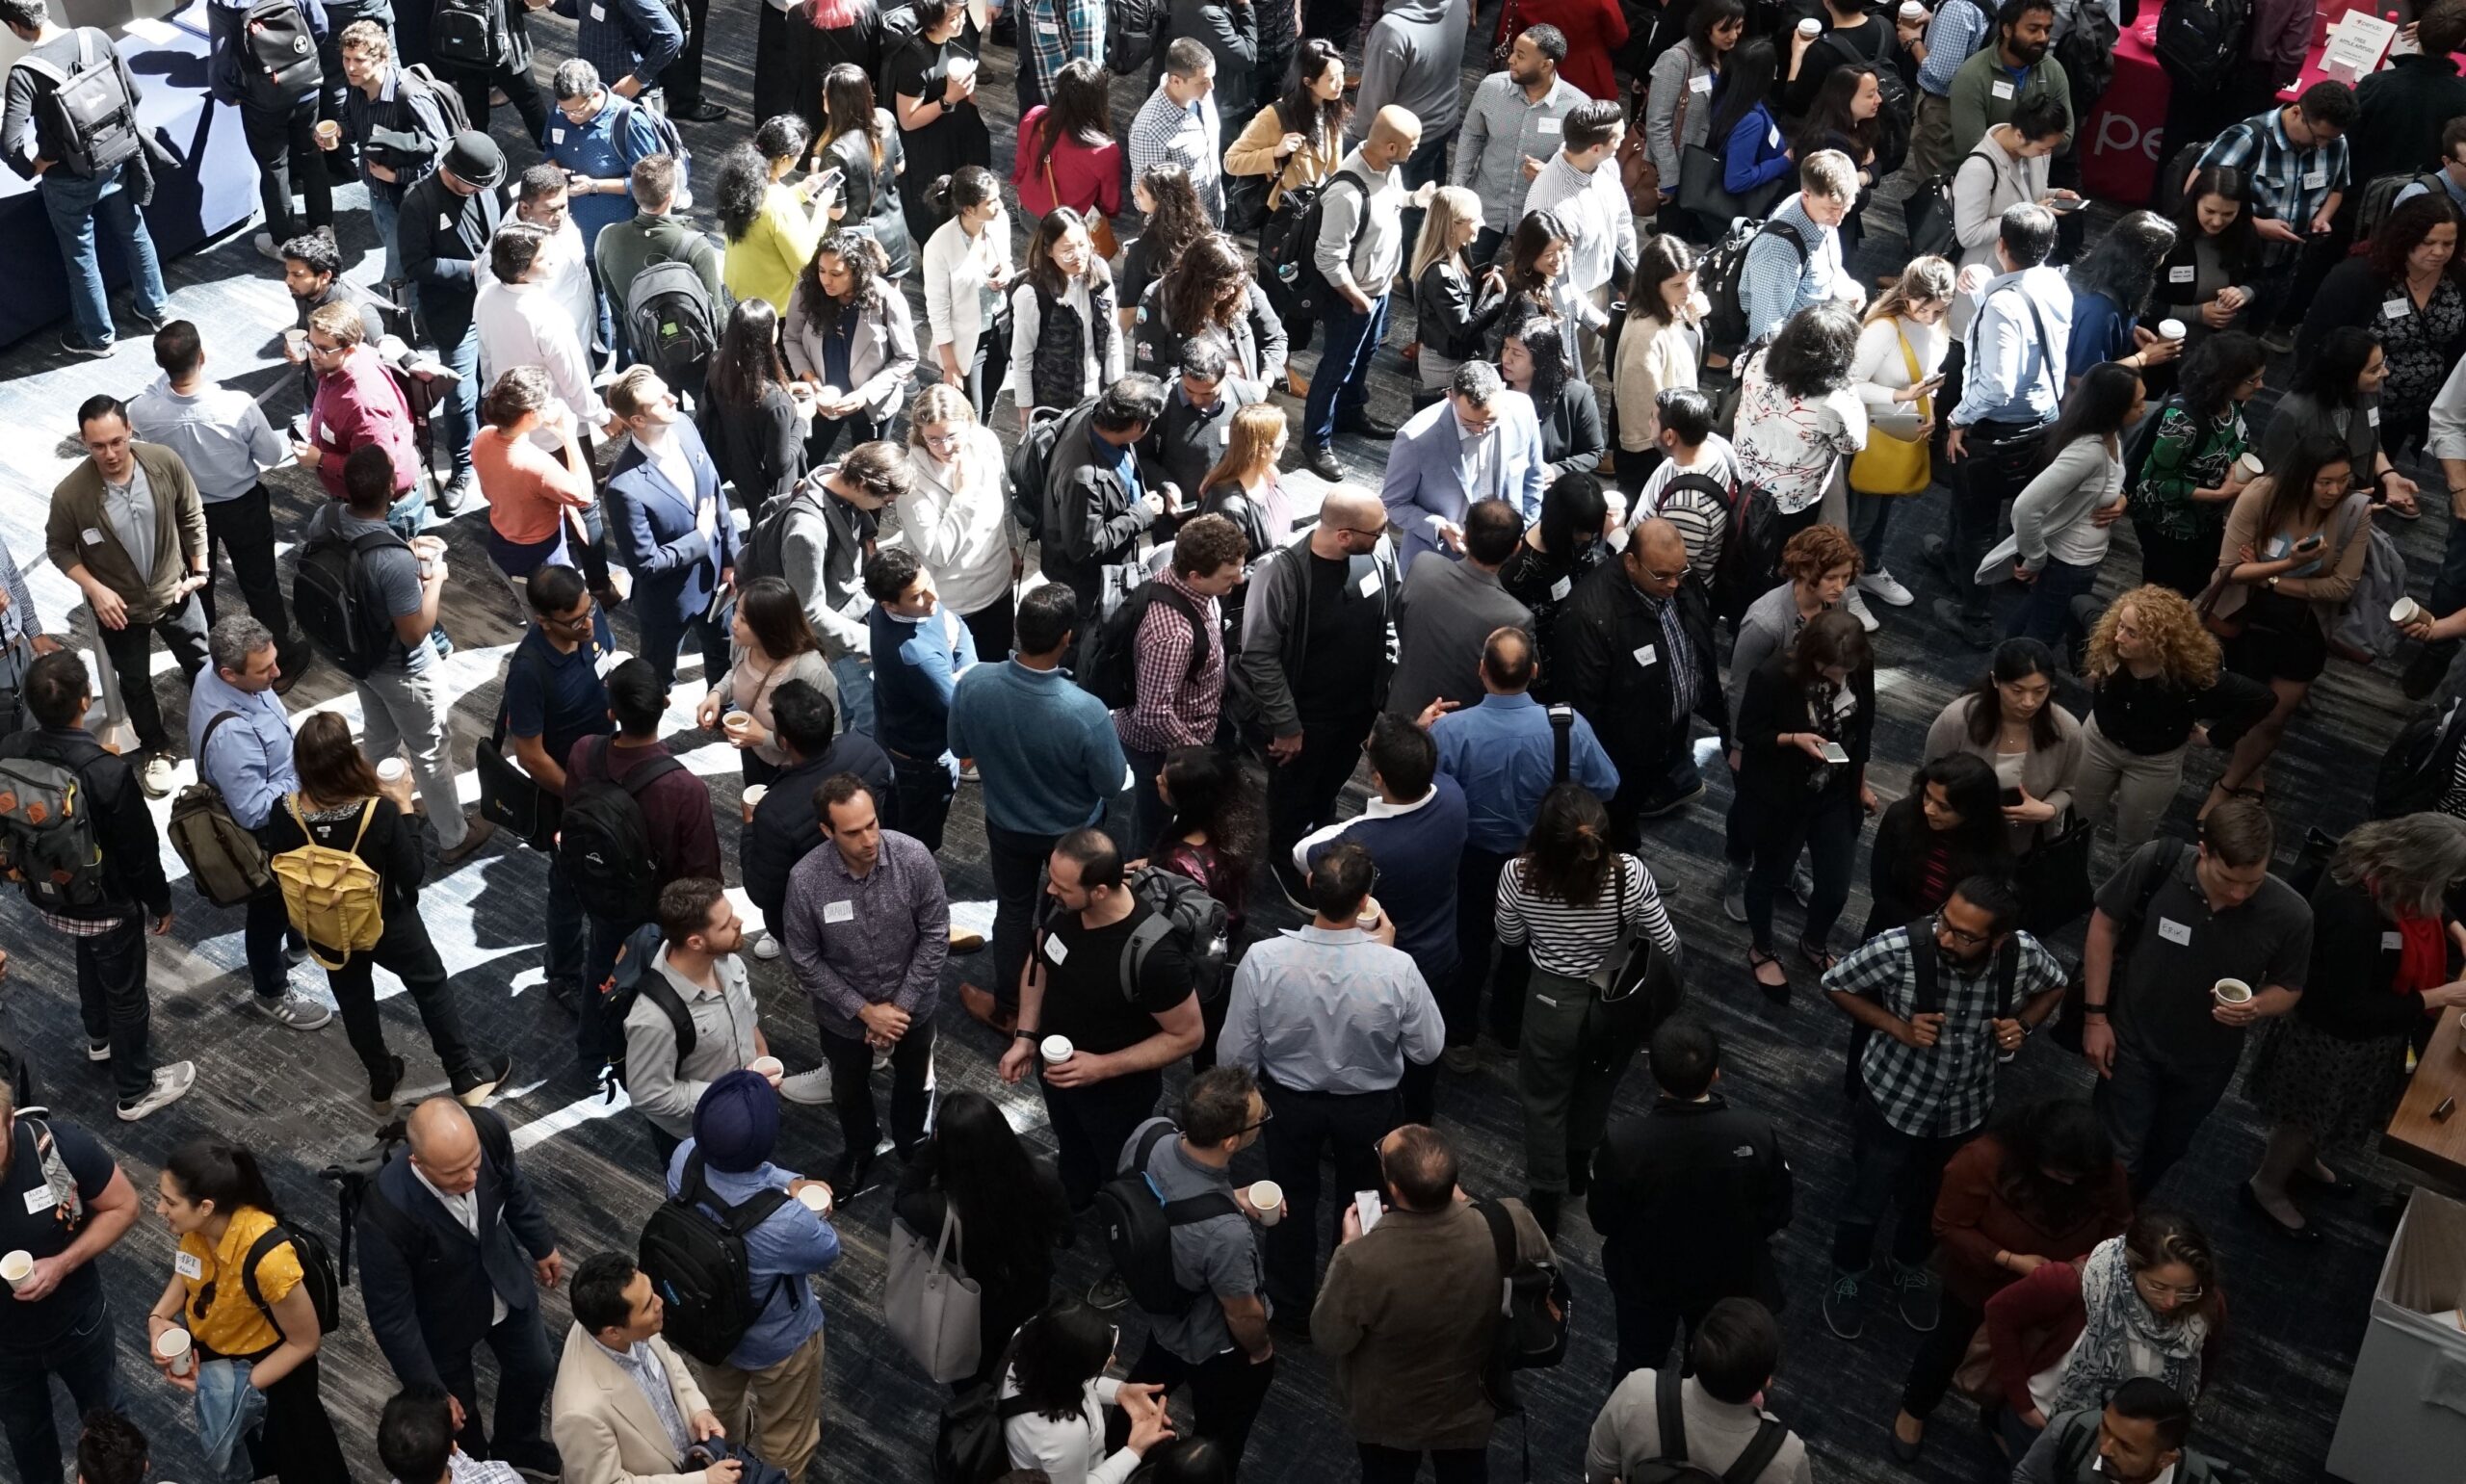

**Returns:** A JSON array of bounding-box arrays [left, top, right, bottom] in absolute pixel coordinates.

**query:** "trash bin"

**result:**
[[2329, 1187, 2466, 1483]]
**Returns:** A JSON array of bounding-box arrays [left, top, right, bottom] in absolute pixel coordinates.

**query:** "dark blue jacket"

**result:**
[[868, 603, 978, 764], [743, 737, 896, 933], [604, 419, 741, 631], [1297, 772, 1470, 981]]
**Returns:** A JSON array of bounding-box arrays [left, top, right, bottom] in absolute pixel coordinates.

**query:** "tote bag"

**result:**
[[887, 1204, 983, 1383], [1849, 325, 1932, 496]]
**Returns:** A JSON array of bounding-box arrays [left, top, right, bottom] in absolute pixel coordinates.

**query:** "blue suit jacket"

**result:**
[[604, 418, 740, 627], [1378, 389, 1548, 571]]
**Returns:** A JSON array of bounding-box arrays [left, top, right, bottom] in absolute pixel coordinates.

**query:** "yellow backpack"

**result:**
[[271, 795, 384, 969]]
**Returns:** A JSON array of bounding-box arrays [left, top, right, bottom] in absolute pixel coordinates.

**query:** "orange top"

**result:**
[[472, 429, 594, 546]]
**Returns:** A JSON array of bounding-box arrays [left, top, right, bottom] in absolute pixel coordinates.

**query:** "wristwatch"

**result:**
[[2266, 575, 2281, 591]]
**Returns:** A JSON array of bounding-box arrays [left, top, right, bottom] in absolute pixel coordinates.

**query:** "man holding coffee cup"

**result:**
[[623, 879, 792, 1170], [2078, 798, 2311, 1199]]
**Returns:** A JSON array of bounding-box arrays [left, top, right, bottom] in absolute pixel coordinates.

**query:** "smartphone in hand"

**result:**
[[1353, 1190, 1383, 1236]]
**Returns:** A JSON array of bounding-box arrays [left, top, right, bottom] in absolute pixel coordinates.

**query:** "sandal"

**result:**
[[1746, 947, 1789, 1003], [1797, 939, 1838, 974]]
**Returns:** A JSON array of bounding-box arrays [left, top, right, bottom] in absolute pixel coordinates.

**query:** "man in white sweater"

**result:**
[[1300, 106, 1425, 481], [1522, 97, 1640, 373]]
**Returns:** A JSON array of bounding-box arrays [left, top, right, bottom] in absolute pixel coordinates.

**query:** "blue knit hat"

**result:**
[[693, 1070, 780, 1173]]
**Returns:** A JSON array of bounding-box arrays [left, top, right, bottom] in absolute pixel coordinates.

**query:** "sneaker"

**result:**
[[452, 1053, 513, 1106], [1930, 598, 1996, 649], [1823, 1268, 1869, 1340], [128, 304, 166, 334], [958, 763, 981, 783], [1087, 1272, 1132, 1310], [251, 230, 282, 261], [1721, 864, 1747, 924], [256, 990, 332, 1031], [778, 1067, 833, 1105], [1844, 584, 1880, 633], [85, 1039, 111, 1063], [1441, 1045, 1480, 1074], [437, 816, 499, 865], [1634, 778, 1705, 819], [1892, 1259, 1942, 1332], [1789, 860, 1814, 906], [1858, 568, 1915, 607], [672, 98, 729, 122], [58, 332, 111, 358], [872, 1045, 892, 1072], [136, 754, 174, 798], [118, 1061, 197, 1121], [369, 1053, 407, 1108], [752, 931, 783, 961], [948, 926, 986, 953], [1303, 443, 1344, 482]]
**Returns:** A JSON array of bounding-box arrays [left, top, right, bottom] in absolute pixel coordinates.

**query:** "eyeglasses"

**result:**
[[2135, 1273, 2205, 1302], [1235, 1107, 1275, 1135], [1933, 912, 1991, 947], [920, 430, 966, 450]]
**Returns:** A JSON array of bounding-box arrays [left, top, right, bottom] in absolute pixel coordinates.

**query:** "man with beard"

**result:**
[[1946, 0, 2068, 162]]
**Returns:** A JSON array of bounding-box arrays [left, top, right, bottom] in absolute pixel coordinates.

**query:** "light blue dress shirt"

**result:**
[[1432, 691, 1621, 855], [1217, 924, 1446, 1094], [186, 667, 300, 832], [664, 1142, 842, 1371]]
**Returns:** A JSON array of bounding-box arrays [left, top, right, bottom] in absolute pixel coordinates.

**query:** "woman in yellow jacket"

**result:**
[[717, 115, 844, 315], [145, 1140, 349, 1484], [1223, 38, 1348, 380]]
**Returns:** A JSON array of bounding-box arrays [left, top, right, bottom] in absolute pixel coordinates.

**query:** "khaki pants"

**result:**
[[2074, 716, 2188, 854], [1909, 92, 1955, 183], [692, 1327, 825, 1480]]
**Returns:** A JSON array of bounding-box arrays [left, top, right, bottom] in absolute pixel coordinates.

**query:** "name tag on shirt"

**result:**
[[589, 1, 604, 16], [1550, 575, 1572, 600], [551, 128, 565, 144], [1633, 643, 1659, 667], [2304, 168, 2327, 189], [2169, 265, 2195, 284], [2384, 930, 2405, 950], [175, 1251, 204, 1279], [1037, 17, 1059, 31], [439, 214, 455, 230], [1219, 423, 1234, 446], [1767, 123, 1781, 148], [1689, 72, 1713, 93], [824, 899, 855, 924], [2385, 298, 2412, 321], [1044, 934, 1069, 964], [1537, 116, 1561, 134], [1357, 569, 1380, 598], [23, 1185, 56, 1215], [2157, 917, 2191, 946], [1990, 79, 2014, 99], [80, 528, 104, 546], [2369, 405, 2382, 427], [318, 422, 335, 442]]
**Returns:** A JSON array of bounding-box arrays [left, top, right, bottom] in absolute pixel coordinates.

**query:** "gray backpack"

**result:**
[[624, 256, 720, 381], [0, 755, 111, 911]]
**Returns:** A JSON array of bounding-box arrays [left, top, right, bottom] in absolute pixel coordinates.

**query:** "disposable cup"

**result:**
[[1900, 0, 1927, 16], [1040, 1034, 1074, 1065], [2157, 318, 2187, 341], [283, 327, 307, 355], [314, 120, 340, 148], [722, 710, 753, 737], [2212, 977, 2253, 1004], [2394, 596, 2427, 626], [1248, 1181, 1284, 1226], [154, 1327, 194, 1376], [2236, 453, 2265, 480], [741, 783, 769, 825], [748, 1055, 784, 1079], [0, 1251, 29, 1291], [376, 759, 408, 785], [796, 1184, 833, 1215]]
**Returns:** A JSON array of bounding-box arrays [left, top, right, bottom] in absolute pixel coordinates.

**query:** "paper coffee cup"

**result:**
[[1797, 15, 1822, 35], [740, 783, 768, 824], [2212, 977, 2253, 1004], [376, 759, 407, 785], [1039, 1034, 1074, 1065], [2236, 452, 2264, 480], [796, 1184, 832, 1215], [154, 1326, 194, 1376], [314, 120, 340, 148], [748, 1055, 783, 1079], [0, 1251, 30, 1291], [2394, 596, 2428, 625], [2157, 318, 2187, 342], [283, 327, 307, 353], [1900, 0, 1927, 16], [1248, 1180, 1284, 1226], [723, 710, 753, 736]]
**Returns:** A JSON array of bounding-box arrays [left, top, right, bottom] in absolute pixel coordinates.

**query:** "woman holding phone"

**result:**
[[1847, 257, 1954, 606], [1922, 638, 2084, 860], [1736, 609, 1877, 999], [2130, 332, 2267, 598]]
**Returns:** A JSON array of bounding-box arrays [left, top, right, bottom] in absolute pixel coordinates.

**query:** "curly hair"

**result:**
[[714, 143, 771, 244], [1779, 523, 1863, 584], [796, 230, 887, 339], [1135, 164, 1211, 277], [1160, 233, 1250, 341], [2367, 193, 2460, 283], [2083, 586, 2219, 690], [2332, 813, 2466, 917]]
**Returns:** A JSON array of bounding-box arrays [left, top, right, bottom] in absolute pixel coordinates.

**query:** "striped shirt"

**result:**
[[2194, 111, 2350, 245], [1494, 854, 1681, 977]]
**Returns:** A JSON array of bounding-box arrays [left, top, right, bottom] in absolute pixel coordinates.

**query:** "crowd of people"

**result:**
[[8, 0, 2466, 1476]]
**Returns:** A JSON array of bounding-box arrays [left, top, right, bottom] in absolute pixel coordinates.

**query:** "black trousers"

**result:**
[[202, 484, 305, 675], [2134, 520, 2219, 601], [1830, 1092, 1968, 1275], [957, 588, 1014, 664], [1901, 1289, 1987, 1419], [819, 1012, 937, 1160], [1613, 1289, 1714, 1380], [1260, 1079, 1398, 1313], [1266, 710, 1375, 870], [74, 916, 155, 1103], [988, 822, 1062, 1013], [100, 592, 209, 753], [1359, 1444, 1487, 1484], [1041, 1066, 1165, 1209], [324, 910, 479, 1084], [452, 63, 550, 142], [1122, 1338, 1277, 1479], [239, 96, 329, 241], [253, 1350, 352, 1483], [662, 0, 716, 108], [437, 1305, 559, 1462], [1447, 844, 1532, 1048], [886, 747, 958, 853]]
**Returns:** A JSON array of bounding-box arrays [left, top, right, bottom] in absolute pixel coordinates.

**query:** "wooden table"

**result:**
[[2385, 1007, 2466, 1189]]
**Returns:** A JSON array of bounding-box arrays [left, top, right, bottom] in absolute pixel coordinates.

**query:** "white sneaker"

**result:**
[[251, 230, 282, 261], [137, 754, 175, 798], [1844, 585, 1880, 633], [778, 1067, 833, 1105], [257, 990, 333, 1031], [118, 1061, 197, 1121], [1858, 568, 1915, 607], [752, 931, 782, 961]]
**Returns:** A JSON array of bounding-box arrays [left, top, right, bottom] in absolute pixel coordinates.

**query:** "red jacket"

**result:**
[[1012, 107, 1124, 221], [1496, 0, 1629, 100], [1929, 1135, 2133, 1311], [1982, 1258, 2230, 1418], [307, 348, 420, 500]]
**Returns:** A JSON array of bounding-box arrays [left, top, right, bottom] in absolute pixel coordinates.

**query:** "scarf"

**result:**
[[2052, 1237, 2210, 1416], [2390, 911, 2447, 999]]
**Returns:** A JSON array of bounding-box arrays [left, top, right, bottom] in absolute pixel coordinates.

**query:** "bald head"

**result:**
[[1314, 490, 1389, 559], [1482, 626, 1536, 693], [407, 1098, 484, 1195], [1627, 518, 1688, 599], [1366, 107, 1423, 169]]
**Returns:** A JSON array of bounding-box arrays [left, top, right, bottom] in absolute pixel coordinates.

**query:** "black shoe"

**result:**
[[369, 1054, 407, 1108], [1303, 443, 1344, 481], [830, 1145, 881, 1200], [452, 1053, 512, 1106], [1337, 411, 1400, 439], [1525, 1188, 1562, 1238], [1633, 778, 1705, 819], [1930, 598, 1996, 648], [670, 99, 727, 122], [2240, 1181, 2322, 1242]]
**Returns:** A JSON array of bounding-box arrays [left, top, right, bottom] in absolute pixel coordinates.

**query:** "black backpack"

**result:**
[[1260, 169, 1370, 322], [2375, 699, 2466, 819], [2154, 0, 2249, 81], [1093, 1123, 1240, 1315], [292, 525, 408, 679], [1007, 404, 1084, 545], [1081, 577, 1205, 712], [15, 28, 142, 178], [234, 1221, 345, 1340], [638, 1152, 798, 1366], [1476, 1198, 1570, 1417], [2053, 0, 2116, 126], [1627, 1367, 1790, 1484], [401, 62, 474, 135], [1700, 220, 1804, 355], [594, 920, 695, 1099], [625, 255, 721, 382], [239, 0, 321, 114], [741, 484, 823, 587], [430, 0, 505, 69], [558, 736, 686, 924], [1103, 0, 1163, 75], [1125, 867, 1232, 1003]]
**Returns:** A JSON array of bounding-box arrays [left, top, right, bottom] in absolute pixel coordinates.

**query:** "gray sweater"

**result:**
[[1583, 1371, 1813, 1484], [1387, 553, 1535, 720], [624, 948, 763, 1140], [2011, 433, 2125, 570], [1346, 0, 1472, 143], [1725, 583, 1817, 728], [1316, 150, 1410, 302]]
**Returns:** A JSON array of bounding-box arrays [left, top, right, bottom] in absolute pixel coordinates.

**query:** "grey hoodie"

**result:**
[[1345, 0, 1472, 145]]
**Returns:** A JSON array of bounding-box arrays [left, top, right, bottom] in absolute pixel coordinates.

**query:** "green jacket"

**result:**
[[593, 211, 728, 327], [45, 443, 206, 626], [1948, 46, 2071, 162]]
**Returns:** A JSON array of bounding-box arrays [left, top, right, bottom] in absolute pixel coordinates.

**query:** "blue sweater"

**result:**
[[1295, 774, 1471, 980], [1721, 104, 1793, 195], [870, 604, 977, 763], [2065, 288, 2136, 378], [948, 660, 1127, 836]]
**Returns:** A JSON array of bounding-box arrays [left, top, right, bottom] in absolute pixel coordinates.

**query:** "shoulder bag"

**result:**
[[886, 1202, 984, 1384], [1849, 324, 1932, 496], [1587, 857, 1682, 1055]]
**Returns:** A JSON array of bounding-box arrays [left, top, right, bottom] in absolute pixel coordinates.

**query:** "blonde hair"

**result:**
[[905, 382, 976, 440], [1410, 186, 1483, 283], [305, 299, 366, 347], [1799, 148, 1859, 203], [2082, 585, 2220, 690], [1869, 255, 1955, 326], [1201, 404, 1288, 491]]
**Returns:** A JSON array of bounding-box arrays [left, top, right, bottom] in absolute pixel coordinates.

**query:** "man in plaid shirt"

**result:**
[[1128, 39, 1225, 222], [2190, 80, 2358, 353], [1818, 875, 2063, 1344], [1113, 514, 1246, 850], [1020, 0, 1104, 110]]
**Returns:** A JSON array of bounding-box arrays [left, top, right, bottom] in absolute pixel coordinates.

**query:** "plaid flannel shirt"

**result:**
[[1115, 565, 1224, 753], [1024, 0, 1103, 103], [1128, 87, 1223, 222], [1640, 590, 1699, 730], [1824, 924, 2065, 1138], [2194, 111, 2350, 245]]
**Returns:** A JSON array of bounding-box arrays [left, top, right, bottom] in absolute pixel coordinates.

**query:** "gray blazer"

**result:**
[[783, 280, 921, 425]]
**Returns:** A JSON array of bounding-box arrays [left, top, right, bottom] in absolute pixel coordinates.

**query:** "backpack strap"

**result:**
[[1548, 704, 1574, 785], [491, 642, 558, 749], [616, 751, 689, 799], [23, 1119, 85, 1231], [681, 1153, 800, 1307], [238, 1222, 315, 1341], [1126, 1120, 1177, 1179], [1117, 908, 1175, 1002], [1475, 1197, 1517, 1287], [198, 711, 241, 762], [2118, 837, 2188, 946], [1720, 1418, 1790, 1484], [634, 962, 699, 1064], [1906, 922, 1942, 1018], [1653, 1367, 1689, 1469]]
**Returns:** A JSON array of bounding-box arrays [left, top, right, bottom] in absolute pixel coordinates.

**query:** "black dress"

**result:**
[[886, 22, 990, 250], [891, 1157, 1073, 1389]]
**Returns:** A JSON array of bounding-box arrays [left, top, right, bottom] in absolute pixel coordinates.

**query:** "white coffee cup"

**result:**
[[748, 1054, 784, 1080], [723, 710, 753, 735], [2236, 452, 2265, 481], [741, 783, 769, 824], [2394, 596, 2428, 626], [1039, 1034, 1074, 1065], [1797, 15, 1822, 36], [377, 759, 407, 786], [2212, 977, 2253, 1005], [1247, 1180, 1284, 1226], [0, 1251, 30, 1291], [283, 327, 308, 356], [2157, 318, 2187, 342], [796, 1184, 832, 1215], [154, 1326, 194, 1376], [1900, 0, 1927, 17]]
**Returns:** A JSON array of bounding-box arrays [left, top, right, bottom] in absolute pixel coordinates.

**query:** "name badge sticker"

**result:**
[[1357, 569, 1380, 598], [2157, 917, 2191, 946], [1045, 934, 1069, 964], [23, 1185, 57, 1214], [1689, 71, 1713, 93], [2168, 265, 2195, 283], [2384, 930, 2405, 950], [1633, 644, 1659, 667], [1550, 575, 1572, 600], [1537, 116, 1561, 134], [823, 899, 854, 924], [80, 528, 104, 546], [2385, 298, 2410, 320], [175, 1251, 203, 1279], [1990, 79, 2014, 99]]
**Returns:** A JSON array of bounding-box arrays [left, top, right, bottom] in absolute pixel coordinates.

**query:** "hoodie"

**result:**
[[1346, 0, 1472, 145]]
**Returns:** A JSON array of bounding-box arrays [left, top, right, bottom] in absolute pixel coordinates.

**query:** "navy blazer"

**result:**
[[354, 1109, 558, 1390], [603, 418, 741, 626]]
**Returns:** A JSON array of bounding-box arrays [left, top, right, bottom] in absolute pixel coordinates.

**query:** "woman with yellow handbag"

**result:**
[[1847, 257, 1955, 612]]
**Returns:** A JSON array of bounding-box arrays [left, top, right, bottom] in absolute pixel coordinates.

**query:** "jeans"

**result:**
[[194, 1355, 268, 1484], [1259, 1079, 1396, 1312], [987, 822, 1062, 1015], [1302, 294, 1390, 449], [202, 486, 305, 675], [2074, 718, 2186, 853], [370, 189, 404, 289], [432, 313, 483, 482], [243, 881, 295, 1001], [439, 1306, 559, 1463], [99, 593, 210, 754], [38, 162, 167, 350], [1123, 1338, 1277, 1478], [1745, 790, 1860, 954], [818, 1013, 937, 1161], [1118, 744, 1168, 858], [886, 747, 958, 853], [452, 64, 549, 142], [1360, 1445, 1486, 1484], [324, 910, 481, 1085], [1829, 1092, 1968, 1275], [2006, 556, 2101, 649], [638, 594, 734, 692], [1845, 488, 1905, 574], [830, 654, 876, 737], [77, 917, 156, 1102], [1448, 845, 1534, 1049], [1519, 968, 1645, 1193], [2092, 1033, 2241, 1200], [0, 1303, 121, 1484], [240, 96, 330, 242], [1041, 1066, 1164, 1209], [354, 664, 470, 850]]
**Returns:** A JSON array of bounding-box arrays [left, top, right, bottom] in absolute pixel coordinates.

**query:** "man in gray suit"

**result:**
[[1386, 499, 1534, 723], [1379, 362, 1549, 570]]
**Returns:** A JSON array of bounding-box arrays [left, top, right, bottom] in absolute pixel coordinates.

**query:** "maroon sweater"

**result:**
[[562, 735, 721, 885]]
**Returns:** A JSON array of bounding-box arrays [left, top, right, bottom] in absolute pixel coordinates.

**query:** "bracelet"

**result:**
[[2080, 1006, 2108, 1019], [1012, 1028, 1040, 1040]]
